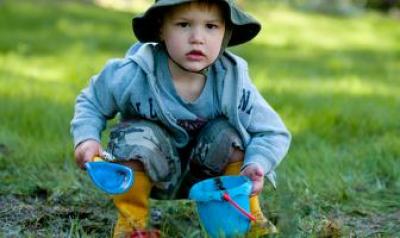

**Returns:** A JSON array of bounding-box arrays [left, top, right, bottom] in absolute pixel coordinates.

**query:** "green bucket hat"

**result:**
[[132, 0, 261, 47]]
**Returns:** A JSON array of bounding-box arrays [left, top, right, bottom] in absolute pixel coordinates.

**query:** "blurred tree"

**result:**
[[366, 0, 400, 11], [288, 0, 366, 15], [81, 0, 400, 14], [286, 0, 399, 14]]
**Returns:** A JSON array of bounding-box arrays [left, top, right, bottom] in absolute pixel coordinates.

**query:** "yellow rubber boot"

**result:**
[[247, 195, 278, 237], [112, 171, 152, 238], [223, 161, 243, 176], [224, 161, 278, 237]]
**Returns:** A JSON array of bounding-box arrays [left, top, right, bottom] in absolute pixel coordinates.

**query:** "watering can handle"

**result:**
[[222, 193, 257, 222]]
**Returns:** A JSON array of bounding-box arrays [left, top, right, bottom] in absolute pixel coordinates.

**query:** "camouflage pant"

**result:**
[[106, 118, 243, 199]]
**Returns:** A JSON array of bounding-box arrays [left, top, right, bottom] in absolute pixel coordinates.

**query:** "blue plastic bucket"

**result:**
[[189, 176, 253, 238]]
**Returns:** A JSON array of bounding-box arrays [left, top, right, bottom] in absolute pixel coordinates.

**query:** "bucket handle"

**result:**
[[222, 192, 256, 221], [215, 178, 256, 222]]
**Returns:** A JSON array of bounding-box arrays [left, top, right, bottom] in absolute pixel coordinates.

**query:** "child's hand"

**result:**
[[74, 140, 102, 169], [241, 164, 264, 195]]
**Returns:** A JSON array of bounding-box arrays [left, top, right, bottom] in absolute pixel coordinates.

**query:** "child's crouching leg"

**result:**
[[107, 120, 180, 237], [112, 162, 152, 238], [223, 153, 278, 237]]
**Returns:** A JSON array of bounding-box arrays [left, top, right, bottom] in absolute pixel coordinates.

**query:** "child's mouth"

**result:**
[[186, 50, 205, 60]]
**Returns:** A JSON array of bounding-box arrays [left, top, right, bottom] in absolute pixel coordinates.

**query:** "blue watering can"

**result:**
[[84, 153, 134, 195]]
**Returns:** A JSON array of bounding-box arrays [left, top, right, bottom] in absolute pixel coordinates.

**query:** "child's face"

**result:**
[[160, 2, 226, 73]]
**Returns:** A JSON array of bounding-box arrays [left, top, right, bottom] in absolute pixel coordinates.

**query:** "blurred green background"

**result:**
[[0, 0, 399, 237]]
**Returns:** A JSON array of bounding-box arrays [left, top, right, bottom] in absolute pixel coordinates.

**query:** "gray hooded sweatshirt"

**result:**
[[71, 43, 291, 187]]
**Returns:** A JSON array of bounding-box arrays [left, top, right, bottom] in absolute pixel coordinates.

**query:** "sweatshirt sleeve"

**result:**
[[70, 60, 120, 148], [240, 84, 291, 183]]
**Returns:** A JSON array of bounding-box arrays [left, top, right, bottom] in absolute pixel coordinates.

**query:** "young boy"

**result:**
[[71, 0, 291, 237]]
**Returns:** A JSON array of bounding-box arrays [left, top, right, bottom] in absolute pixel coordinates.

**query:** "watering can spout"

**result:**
[[85, 156, 134, 195]]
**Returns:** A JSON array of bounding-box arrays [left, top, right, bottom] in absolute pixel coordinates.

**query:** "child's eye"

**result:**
[[176, 22, 189, 28], [206, 24, 218, 29]]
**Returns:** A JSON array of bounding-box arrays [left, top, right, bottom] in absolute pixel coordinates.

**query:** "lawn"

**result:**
[[0, 0, 399, 237]]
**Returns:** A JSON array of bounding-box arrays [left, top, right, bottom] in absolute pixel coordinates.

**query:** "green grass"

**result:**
[[0, 0, 399, 237]]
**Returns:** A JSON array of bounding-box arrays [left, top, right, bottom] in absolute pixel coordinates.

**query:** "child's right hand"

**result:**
[[74, 139, 102, 169]]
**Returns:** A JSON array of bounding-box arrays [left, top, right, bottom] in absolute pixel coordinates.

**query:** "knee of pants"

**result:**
[[106, 119, 180, 183], [190, 118, 244, 177]]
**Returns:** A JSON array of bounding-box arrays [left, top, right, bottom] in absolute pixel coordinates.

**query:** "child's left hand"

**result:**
[[241, 164, 264, 195]]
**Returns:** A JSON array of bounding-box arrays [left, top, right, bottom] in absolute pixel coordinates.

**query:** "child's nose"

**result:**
[[189, 27, 204, 44]]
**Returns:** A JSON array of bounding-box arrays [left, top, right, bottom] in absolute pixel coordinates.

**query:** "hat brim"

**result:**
[[132, 0, 261, 47]]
